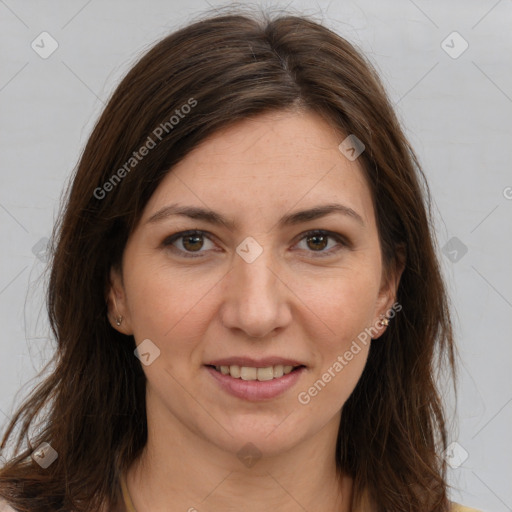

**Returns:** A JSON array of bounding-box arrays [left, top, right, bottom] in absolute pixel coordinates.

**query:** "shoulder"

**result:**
[[0, 499, 17, 512], [451, 502, 483, 512]]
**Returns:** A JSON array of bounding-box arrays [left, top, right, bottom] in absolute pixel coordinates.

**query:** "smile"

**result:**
[[210, 364, 303, 381], [204, 364, 306, 401]]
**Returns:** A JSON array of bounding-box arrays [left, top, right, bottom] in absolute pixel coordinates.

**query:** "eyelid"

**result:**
[[162, 229, 350, 258], [161, 229, 219, 257], [291, 230, 351, 258]]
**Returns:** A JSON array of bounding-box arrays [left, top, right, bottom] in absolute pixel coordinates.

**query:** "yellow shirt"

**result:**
[[119, 473, 482, 512]]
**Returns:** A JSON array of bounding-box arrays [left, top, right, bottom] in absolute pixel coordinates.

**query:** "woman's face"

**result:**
[[110, 109, 402, 459]]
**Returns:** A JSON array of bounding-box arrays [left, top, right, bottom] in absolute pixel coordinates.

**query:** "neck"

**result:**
[[125, 401, 352, 511], [127, 458, 350, 512]]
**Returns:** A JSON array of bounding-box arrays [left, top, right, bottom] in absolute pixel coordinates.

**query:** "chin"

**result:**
[[207, 416, 307, 458]]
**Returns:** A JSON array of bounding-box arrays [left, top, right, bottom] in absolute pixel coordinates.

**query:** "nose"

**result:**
[[219, 244, 292, 339]]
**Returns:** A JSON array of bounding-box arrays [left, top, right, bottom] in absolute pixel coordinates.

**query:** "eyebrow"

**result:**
[[146, 202, 365, 229]]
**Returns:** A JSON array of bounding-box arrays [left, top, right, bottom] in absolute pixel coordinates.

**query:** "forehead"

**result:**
[[141, 110, 375, 231]]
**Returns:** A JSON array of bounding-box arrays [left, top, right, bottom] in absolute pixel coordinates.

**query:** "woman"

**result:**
[[0, 7, 482, 512]]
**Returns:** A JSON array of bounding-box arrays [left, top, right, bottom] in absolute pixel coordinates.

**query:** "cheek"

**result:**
[[304, 263, 381, 343], [125, 270, 173, 339], [298, 300, 372, 416], [297, 320, 371, 419], [123, 257, 219, 358], [295, 263, 378, 404]]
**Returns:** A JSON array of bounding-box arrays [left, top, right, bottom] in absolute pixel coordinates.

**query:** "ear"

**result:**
[[372, 244, 406, 340], [106, 265, 133, 335]]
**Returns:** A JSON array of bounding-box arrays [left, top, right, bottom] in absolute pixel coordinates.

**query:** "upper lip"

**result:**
[[206, 357, 306, 368]]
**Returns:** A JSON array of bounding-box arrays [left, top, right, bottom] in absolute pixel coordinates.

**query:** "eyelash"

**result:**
[[162, 229, 349, 259]]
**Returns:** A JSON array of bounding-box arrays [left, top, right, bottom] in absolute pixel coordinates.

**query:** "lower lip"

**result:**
[[205, 366, 306, 401]]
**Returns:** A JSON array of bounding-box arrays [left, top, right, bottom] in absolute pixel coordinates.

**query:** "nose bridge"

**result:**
[[234, 239, 278, 306], [237, 248, 274, 293], [221, 237, 288, 337]]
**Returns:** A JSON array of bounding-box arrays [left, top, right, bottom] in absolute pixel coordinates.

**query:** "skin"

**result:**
[[108, 109, 404, 512]]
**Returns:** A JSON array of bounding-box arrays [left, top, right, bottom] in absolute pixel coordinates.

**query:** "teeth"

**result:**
[[273, 365, 284, 378], [256, 367, 273, 381], [216, 364, 299, 381], [241, 366, 257, 380], [229, 365, 241, 379]]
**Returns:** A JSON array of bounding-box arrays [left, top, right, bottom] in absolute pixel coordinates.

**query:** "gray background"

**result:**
[[1, 0, 511, 510]]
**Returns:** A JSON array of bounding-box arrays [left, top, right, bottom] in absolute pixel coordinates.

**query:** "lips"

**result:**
[[203, 356, 307, 400], [204, 364, 306, 400]]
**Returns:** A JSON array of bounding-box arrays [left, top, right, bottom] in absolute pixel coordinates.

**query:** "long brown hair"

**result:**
[[0, 6, 456, 511]]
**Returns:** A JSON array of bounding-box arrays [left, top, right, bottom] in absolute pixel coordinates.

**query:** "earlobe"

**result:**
[[374, 246, 406, 339], [107, 267, 133, 335], [112, 294, 124, 327]]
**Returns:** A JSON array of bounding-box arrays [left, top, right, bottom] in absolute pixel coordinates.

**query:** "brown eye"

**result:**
[[181, 234, 204, 252], [305, 233, 329, 251], [162, 230, 216, 258], [295, 230, 347, 257]]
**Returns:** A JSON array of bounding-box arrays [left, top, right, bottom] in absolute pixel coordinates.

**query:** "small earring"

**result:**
[[380, 315, 389, 326], [112, 295, 123, 327]]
